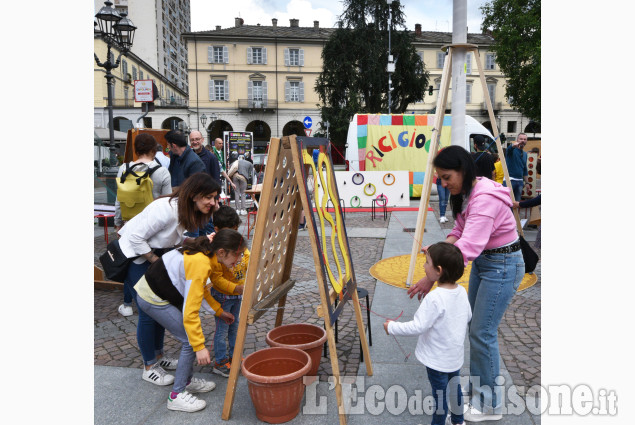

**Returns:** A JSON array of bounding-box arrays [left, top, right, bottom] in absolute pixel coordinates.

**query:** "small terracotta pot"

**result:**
[[241, 347, 312, 424], [266, 323, 327, 377]]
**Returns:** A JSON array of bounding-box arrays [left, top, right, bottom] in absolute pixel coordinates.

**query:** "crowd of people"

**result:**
[[106, 130, 540, 421]]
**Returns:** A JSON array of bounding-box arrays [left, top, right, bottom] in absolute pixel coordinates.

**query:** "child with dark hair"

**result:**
[[209, 206, 249, 377], [384, 242, 472, 425], [133, 229, 244, 412]]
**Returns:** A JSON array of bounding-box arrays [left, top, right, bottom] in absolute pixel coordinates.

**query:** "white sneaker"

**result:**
[[157, 356, 178, 370], [463, 403, 502, 422], [118, 304, 133, 317], [142, 363, 174, 386], [185, 377, 216, 393], [439, 216, 448, 223], [167, 391, 206, 412]]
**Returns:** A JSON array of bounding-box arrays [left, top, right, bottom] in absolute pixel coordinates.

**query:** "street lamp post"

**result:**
[[386, 0, 396, 114], [94, 1, 136, 155]]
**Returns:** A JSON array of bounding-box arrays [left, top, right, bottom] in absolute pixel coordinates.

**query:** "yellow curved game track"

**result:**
[[369, 254, 538, 292]]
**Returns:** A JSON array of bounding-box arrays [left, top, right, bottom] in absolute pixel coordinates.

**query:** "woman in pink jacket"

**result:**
[[408, 145, 524, 422]]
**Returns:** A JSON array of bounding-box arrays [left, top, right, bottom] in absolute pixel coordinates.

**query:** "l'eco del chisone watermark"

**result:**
[[302, 376, 618, 417]]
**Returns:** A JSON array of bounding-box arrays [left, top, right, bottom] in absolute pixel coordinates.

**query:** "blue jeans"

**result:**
[[503, 179, 524, 201], [436, 182, 450, 217], [136, 296, 195, 393], [426, 367, 463, 425], [467, 250, 524, 414], [125, 261, 166, 366], [213, 296, 241, 363]]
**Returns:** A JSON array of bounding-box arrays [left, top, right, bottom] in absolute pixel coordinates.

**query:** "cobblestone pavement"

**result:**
[[94, 212, 388, 379], [429, 199, 541, 395]]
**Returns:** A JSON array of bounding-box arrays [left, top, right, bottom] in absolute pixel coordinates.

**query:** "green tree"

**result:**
[[315, 0, 429, 147], [481, 0, 541, 121]]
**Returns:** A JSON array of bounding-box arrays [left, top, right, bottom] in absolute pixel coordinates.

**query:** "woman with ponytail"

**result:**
[[133, 228, 246, 413], [407, 146, 524, 422]]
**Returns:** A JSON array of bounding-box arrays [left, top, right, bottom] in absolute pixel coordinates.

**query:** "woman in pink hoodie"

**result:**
[[408, 146, 524, 423]]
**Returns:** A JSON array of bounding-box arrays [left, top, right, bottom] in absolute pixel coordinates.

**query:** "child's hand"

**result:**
[[220, 311, 234, 324], [195, 347, 211, 366], [383, 320, 392, 335], [207, 232, 216, 243], [420, 244, 430, 253], [233, 285, 244, 295]]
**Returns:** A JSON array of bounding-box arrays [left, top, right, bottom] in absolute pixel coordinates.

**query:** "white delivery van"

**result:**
[[344, 113, 495, 196]]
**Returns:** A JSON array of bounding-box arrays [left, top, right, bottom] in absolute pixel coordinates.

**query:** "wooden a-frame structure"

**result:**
[[406, 43, 527, 286], [222, 135, 373, 425]]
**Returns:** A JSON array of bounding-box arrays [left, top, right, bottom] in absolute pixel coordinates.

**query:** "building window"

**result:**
[[122, 60, 128, 78], [140, 70, 144, 80], [132, 66, 137, 80], [466, 52, 472, 74], [285, 48, 304, 66], [248, 47, 267, 64], [487, 83, 496, 104], [507, 121, 517, 133], [466, 84, 472, 103], [285, 80, 304, 102], [209, 79, 229, 100], [437, 52, 445, 69], [209, 46, 228, 64], [248, 80, 268, 107], [486, 53, 496, 70]]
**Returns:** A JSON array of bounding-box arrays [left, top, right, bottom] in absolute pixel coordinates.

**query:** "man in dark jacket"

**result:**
[[166, 130, 205, 188]]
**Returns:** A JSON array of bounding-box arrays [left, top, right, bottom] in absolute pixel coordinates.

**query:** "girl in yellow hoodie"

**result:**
[[134, 229, 245, 413]]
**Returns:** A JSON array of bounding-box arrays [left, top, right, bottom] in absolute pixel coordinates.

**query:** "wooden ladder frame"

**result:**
[[406, 43, 525, 286]]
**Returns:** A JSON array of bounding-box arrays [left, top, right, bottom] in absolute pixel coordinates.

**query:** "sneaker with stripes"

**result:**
[[142, 363, 174, 386], [157, 356, 178, 370]]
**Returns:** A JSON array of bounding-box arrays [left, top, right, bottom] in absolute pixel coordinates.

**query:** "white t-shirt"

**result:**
[[388, 286, 472, 372]]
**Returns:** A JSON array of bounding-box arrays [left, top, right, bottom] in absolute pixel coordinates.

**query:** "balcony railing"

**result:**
[[238, 98, 277, 112], [110, 97, 189, 108]]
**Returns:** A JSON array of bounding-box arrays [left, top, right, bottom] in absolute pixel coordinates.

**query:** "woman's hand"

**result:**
[[195, 347, 211, 366], [233, 285, 244, 295], [407, 276, 434, 301], [220, 311, 235, 324], [383, 320, 392, 335], [512, 201, 520, 209]]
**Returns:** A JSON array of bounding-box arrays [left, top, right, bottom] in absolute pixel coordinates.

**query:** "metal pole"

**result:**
[[387, 2, 392, 114], [451, 0, 467, 147]]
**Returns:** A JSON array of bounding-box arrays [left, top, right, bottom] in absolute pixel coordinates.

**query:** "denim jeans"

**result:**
[[136, 296, 195, 393], [436, 182, 450, 217], [467, 250, 524, 414], [426, 367, 463, 425], [503, 179, 524, 201], [125, 261, 166, 366], [213, 296, 241, 363]]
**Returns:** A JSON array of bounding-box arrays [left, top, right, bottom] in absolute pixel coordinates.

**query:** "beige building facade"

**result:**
[[184, 19, 536, 151]]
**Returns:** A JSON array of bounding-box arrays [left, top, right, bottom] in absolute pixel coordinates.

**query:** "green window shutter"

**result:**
[[299, 49, 304, 66], [223, 46, 229, 63], [284, 48, 289, 66], [208, 46, 213, 63]]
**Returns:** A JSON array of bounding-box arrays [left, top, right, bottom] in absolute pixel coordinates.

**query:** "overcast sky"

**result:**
[[191, 0, 490, 33]]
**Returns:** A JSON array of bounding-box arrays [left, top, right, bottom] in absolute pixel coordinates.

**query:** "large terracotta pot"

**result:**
[[241, 347, 312, 424], [266, 323, 327, 376]]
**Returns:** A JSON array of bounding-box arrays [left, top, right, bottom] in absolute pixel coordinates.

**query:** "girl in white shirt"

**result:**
[[384, 242, 472, 425]]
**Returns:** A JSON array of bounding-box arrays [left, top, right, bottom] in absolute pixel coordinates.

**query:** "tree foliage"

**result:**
[[315, 0, 429, 145], [481, 0, 541, 121]]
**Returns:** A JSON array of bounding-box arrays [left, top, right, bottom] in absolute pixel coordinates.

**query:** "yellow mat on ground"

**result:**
[[369, 254, 537, 292]]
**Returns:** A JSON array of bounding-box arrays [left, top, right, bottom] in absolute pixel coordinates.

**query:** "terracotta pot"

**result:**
[[241, 347, 312, 424], [266, 323, 327, 377]]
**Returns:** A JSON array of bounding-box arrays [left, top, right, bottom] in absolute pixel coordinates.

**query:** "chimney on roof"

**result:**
[[314, 20, 319, 30], [290, 18, 299, 27], [272, 18, 278, 27], [415, 23, 421, 36], [215, 25, 221, 31], [235, 17, 244, 27]]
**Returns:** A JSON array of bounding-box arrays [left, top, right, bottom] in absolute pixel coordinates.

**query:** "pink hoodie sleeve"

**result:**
[[448, 195, 500, 265]]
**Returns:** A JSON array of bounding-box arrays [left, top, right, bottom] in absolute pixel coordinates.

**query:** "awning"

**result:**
[[94, 127, 128, 143]]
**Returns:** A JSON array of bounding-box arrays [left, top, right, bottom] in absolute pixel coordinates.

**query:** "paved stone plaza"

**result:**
[[94, 201, 540, 392]]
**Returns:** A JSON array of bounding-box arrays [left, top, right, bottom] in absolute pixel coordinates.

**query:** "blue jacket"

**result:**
[[168, 146, 206, 187], [194, 147, 222, 185], [505, 145, 528, 179]]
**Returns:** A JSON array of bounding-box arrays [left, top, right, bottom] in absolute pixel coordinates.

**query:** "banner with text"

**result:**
[[357, 114, 452, 197]]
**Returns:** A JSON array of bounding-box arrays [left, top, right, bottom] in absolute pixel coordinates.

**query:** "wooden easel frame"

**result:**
[[406, 44, 525, 286], [222, 135, 373, 425]]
